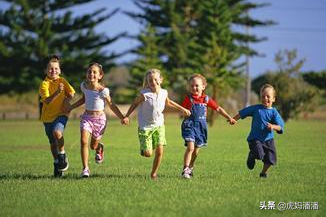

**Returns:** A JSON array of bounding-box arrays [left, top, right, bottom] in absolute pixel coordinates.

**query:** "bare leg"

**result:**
[[50, 143, 58, 159], [53, 130, 64, 152], [150, 145, 163, 179], [81, 130, 90, 169], [261, 163, 271, 175], [189, 147, 200, 168], [90, 137, 100, 151], [142, 149, 153, 157], [183, 142, 195, 168]]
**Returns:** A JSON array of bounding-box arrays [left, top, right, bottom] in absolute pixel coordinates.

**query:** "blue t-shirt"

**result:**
[[239, 104, 284, 142]]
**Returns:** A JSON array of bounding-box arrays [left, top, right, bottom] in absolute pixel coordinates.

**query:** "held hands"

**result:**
[[182, 109, 191, 117], [121, 117, 130, 125], [227, 118, 237, 125]]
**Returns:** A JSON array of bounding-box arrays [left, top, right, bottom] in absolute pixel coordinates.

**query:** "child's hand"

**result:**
[[183, 109, 191, 117], [267, 123, 274, 131], [58, 83, 64, 93], [121, 117, 129, 125], [228, 118, 237, 125]]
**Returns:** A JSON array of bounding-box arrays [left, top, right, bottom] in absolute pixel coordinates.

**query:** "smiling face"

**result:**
[[87, 65, 103, 84], [46, 61, 61, 80], [146, 72, 162, 92], [189, 77, 206, 96], [260, 87, 275, 108]]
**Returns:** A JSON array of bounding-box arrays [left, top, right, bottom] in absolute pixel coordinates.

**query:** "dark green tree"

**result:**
[[302, 70, 326, 91], [127, 0, 273, 124], [126, 0, 273, 91], [127, 24, 163, 97], [0, 0, 124, 93], [252, 49, 319, 122]]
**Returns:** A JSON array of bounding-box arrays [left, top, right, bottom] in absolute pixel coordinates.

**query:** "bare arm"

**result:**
[[70, 94, 85, 110], [121, 94, 145, 125], [216, 106, 236, 125], [233, 113, 241, 121], [267, 123, 282, 132], [125, 94, 145, 118], [63, 93, 74, 112], [44, 83, 64, 104], [105, 96, 125, 120], [166, 97, 191, 117]]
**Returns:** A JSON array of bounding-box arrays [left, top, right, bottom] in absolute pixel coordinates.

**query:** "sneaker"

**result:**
[[95, 143, 104, 164], [246, 152, 255, 170], [181, 167, 191, 179], [189, 167, 194, 177], [259, 173, 268, 178], [81, 167, 90, 178], [53, 162, 64, 177], [58, 153, 69, 172]]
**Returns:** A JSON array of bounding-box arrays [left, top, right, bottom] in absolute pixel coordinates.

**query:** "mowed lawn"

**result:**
[[0, 116, 325, 217]]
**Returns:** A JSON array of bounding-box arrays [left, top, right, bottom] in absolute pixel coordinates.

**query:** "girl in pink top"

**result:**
[[70, 62, 125, 177]]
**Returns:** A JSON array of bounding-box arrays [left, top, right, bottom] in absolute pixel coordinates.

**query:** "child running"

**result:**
[[181, 74, 236, 179], [70, 62, 125, 178], [39, 55, 75, 177], [232, 84, 284, 178], [122, 69, 191, 179]]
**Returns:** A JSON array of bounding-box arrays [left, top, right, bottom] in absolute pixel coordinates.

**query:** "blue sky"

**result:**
[[1, 0, 326, 78]]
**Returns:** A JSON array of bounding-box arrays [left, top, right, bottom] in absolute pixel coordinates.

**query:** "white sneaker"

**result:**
[[81, 167, 90, 178], [182, 167, 191, 179]]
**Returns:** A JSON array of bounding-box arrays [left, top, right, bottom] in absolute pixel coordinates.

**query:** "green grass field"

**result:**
[[0, 117, 325, 217]]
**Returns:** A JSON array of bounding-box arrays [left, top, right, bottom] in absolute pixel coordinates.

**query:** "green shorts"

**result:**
[[138, 125, 167, 155]]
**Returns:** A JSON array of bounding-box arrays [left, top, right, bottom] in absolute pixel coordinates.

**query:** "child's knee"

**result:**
[[142, 150, 152, 157], [53, 130, 63, 139]]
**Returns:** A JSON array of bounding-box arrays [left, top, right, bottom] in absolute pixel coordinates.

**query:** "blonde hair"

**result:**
[[87, 62, 104, 83], [260, 83, 276, 97], [188, 74, 207, 86], [143, 68, 162, 88]]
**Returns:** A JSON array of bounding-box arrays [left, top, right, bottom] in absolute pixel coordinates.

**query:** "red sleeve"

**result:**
[[207, 98, 218, 110], [181, 96, 192, 110]]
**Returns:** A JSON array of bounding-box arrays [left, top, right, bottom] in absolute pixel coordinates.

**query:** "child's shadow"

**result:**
[[0, 173, 162, 180]]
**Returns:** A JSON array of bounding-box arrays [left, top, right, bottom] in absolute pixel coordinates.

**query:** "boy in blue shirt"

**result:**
[[233, 84, 284, 178]]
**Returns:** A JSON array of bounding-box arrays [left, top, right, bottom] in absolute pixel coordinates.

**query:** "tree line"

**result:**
[[0, 0, 325, 122]]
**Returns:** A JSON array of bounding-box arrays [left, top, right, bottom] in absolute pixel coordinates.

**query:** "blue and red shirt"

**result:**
[[181, 94, 218, 111]]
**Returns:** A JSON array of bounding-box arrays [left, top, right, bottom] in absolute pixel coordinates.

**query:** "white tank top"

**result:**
[[81, 81, 110, 111]]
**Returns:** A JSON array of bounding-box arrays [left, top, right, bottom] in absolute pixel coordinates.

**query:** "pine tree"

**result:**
[[127, 0, 273, 86], [0, 0, 124, 93], [127, 24, 163, 97]]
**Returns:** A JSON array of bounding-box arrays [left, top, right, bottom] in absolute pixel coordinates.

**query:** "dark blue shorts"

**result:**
[[248, 139, 277, 165], [43, 116, 68, 144], [181, 119, 207, 147]]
